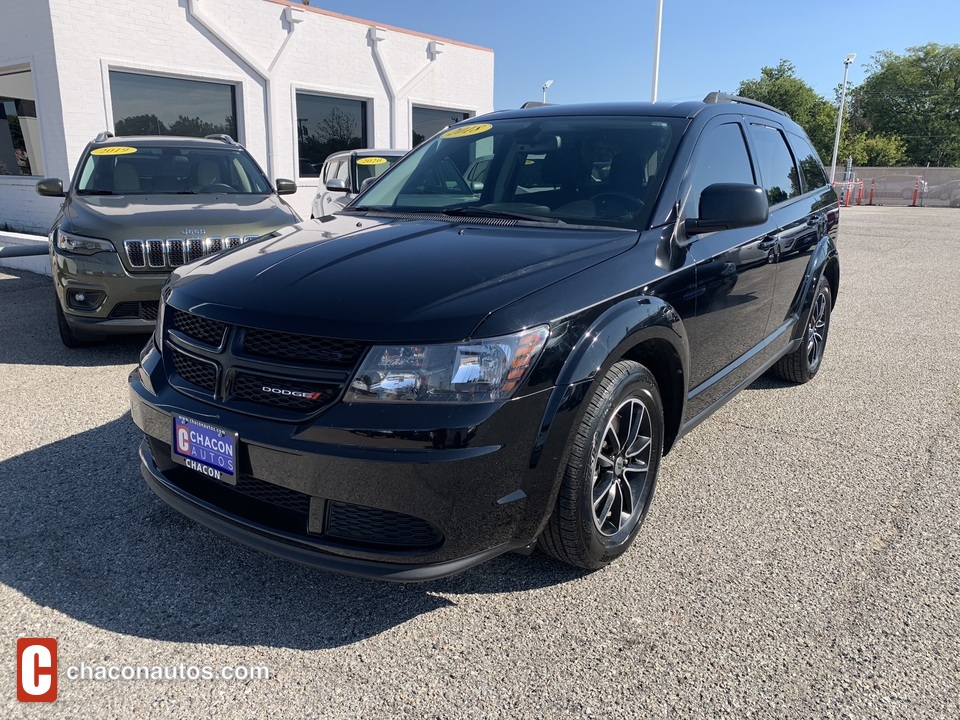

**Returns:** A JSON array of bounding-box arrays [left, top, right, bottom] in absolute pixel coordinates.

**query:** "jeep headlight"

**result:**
[[345, 326, 549, 403], [55, 229, 116, 255]]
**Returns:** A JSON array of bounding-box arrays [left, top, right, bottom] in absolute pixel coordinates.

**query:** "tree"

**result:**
[[737, 60, 838, 162], [115, 114, 167, 136], [848, 43, 960, 166], [841, 132, 907, 167]]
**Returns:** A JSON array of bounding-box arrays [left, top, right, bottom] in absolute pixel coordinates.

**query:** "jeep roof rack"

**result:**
[[205, 134, 239, 145], [94, 131, 115, 143], [702, 92, 789, 118], [520, 101, 554, 108]]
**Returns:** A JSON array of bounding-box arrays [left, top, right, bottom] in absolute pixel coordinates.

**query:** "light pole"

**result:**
[[542, 79, 553, 104], [651, 0, 663, 102], [829, 53, 856, 185]]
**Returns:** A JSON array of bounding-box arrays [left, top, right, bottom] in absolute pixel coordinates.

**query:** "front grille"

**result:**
[[172, 308, 227, 347], [170, 347, 218, 392], [140, 301, 159, 321], [232, 372, 340, 412], [110, 301, 159, 320], [124, 235, 258, 269], [326, 502, 443, 550], [236, 474, 310, 514], [242, 328, 365, 368]]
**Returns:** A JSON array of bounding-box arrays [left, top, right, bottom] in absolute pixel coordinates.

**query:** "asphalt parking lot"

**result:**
[[2, 206, 958, 719]]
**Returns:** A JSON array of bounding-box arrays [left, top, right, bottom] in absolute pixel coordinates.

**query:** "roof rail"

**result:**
[[205, 134, 239, 145], [520, 101, 554, 108], [94, 131, 115, 143], [702, 92, 789, 118]]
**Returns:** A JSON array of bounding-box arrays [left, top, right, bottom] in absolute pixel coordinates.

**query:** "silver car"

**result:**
[[310, 148, 405, 218]]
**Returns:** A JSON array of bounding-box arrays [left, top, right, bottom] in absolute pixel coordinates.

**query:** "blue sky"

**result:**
[[313, 0, 960, 110]]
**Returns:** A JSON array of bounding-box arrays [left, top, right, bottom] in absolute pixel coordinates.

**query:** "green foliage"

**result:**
[[114, 114, 235, 139], [848, 43, 960, 166], [841, 132, 908, 167], [737, 60, 838, 162]]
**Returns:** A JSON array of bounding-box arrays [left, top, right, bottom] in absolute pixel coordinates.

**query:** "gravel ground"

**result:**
[[2, 206, 958, 719]]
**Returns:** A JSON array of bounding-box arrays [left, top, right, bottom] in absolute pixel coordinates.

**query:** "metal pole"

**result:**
[[829, 54, 855, 184], [651, 0, 663, 102]]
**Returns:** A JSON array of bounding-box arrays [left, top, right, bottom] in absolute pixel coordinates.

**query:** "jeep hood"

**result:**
[[64, 194, 299, 240], [166, 214, 638, 342]]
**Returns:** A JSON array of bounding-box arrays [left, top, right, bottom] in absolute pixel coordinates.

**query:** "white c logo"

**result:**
[[21, 646, 52, 696]]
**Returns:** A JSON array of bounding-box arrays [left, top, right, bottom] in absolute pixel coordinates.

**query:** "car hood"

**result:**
[[166, 213, 638, 342], [64, 193, 299, 240]]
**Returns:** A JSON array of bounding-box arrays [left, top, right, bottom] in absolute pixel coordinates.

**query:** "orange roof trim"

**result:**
[[266, 0, 493, 53]]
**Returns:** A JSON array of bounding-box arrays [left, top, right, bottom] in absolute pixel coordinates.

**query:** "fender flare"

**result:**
[[531, 295, 689, 468]]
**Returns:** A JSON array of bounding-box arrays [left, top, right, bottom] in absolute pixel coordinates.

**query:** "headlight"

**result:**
[[55, 229, 116, 255], [345, 325, 549, 404]]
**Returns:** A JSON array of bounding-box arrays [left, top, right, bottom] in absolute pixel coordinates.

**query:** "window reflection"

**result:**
[[0, 66, 44, 176], [109, 71, 237, 140], [412, 106, 471, 147], [295, 93, 367, 177]]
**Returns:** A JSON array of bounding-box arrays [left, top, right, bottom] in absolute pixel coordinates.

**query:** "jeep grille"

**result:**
[[123, 235, 259, 269]]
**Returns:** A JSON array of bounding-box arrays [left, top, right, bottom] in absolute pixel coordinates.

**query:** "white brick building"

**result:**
[[0, 0, 494, 234]]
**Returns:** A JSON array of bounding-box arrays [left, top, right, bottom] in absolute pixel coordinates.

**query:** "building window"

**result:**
[[109, 71, 237, 139], [412, 106, 471, 148], [0, 66, 44, 176], [295, 93, 367, 178]]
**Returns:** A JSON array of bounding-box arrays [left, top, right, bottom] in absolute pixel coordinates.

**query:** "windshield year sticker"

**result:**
[[442, 123, 492, 139], [357, 157, 388, 165], [91, 146, 137, 156]]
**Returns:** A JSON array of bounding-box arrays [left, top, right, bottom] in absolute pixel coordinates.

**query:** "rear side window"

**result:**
[[788, 132, 829, 192], [748, 124, 801, 205], [683, 122, 755, 219]]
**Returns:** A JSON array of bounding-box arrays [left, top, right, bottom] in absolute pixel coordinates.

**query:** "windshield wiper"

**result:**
[[76, 190, 117, 196], [442, 207, 563, 223]]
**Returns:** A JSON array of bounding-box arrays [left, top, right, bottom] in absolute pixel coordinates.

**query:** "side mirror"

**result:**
[[325, 178, 348, 193], [36, 178, 65, 197], [275, 178, 297, 195], [684, 183, 768, 235], [359, 177, 377, 192]]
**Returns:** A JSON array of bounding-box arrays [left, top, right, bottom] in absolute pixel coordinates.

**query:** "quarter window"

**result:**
[[748, 124, 802, 205], [789, 132, 829, 192], [684, 122, 755, 219], [296, 93, 367, 178], [109, 71, 237, 140]]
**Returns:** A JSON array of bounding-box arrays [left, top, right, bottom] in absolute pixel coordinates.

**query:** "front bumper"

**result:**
[[130, 344, 572, 581], [52, 247, 167, 338]]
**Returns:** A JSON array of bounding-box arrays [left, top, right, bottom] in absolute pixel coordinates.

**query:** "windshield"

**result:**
[[353, 154, 402, 190], [353, 115, 684, 230], [74, 145, 273, 195]]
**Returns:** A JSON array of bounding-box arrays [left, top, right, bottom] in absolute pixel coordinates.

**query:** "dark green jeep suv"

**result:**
[[36, 133, 299, 347]]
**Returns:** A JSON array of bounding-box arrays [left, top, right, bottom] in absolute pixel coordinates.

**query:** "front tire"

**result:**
[[538, 360, 664, 570], [54, 292, 90, 348]]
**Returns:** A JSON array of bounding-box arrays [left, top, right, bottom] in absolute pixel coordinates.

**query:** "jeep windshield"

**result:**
[[351, 115, 684, 230], [74, 146, 273, 195]]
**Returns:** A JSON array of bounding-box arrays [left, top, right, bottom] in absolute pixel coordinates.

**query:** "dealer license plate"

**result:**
[[171, 415, 238, 485]]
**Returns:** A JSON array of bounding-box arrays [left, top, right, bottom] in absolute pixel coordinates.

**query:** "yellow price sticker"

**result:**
[[441, 123, 492, 139], [357, 157, 388, 165], [91, 146, 137, 156]]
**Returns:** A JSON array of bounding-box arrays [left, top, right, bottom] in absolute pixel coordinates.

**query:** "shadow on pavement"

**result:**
[[0, 414, 587, 650], [0, 268, 149, 368]]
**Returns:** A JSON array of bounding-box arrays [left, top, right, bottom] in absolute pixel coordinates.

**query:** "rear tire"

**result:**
[[538, 360, 664, 570], [771, 275, 832, 383]]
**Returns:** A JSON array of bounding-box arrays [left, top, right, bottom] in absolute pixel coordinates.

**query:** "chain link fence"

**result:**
[[833, 166, 960, 207]]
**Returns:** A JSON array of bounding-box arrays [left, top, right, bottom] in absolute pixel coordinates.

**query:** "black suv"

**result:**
[[36, 133, 299, 347], [129, 95, 840, 581]]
